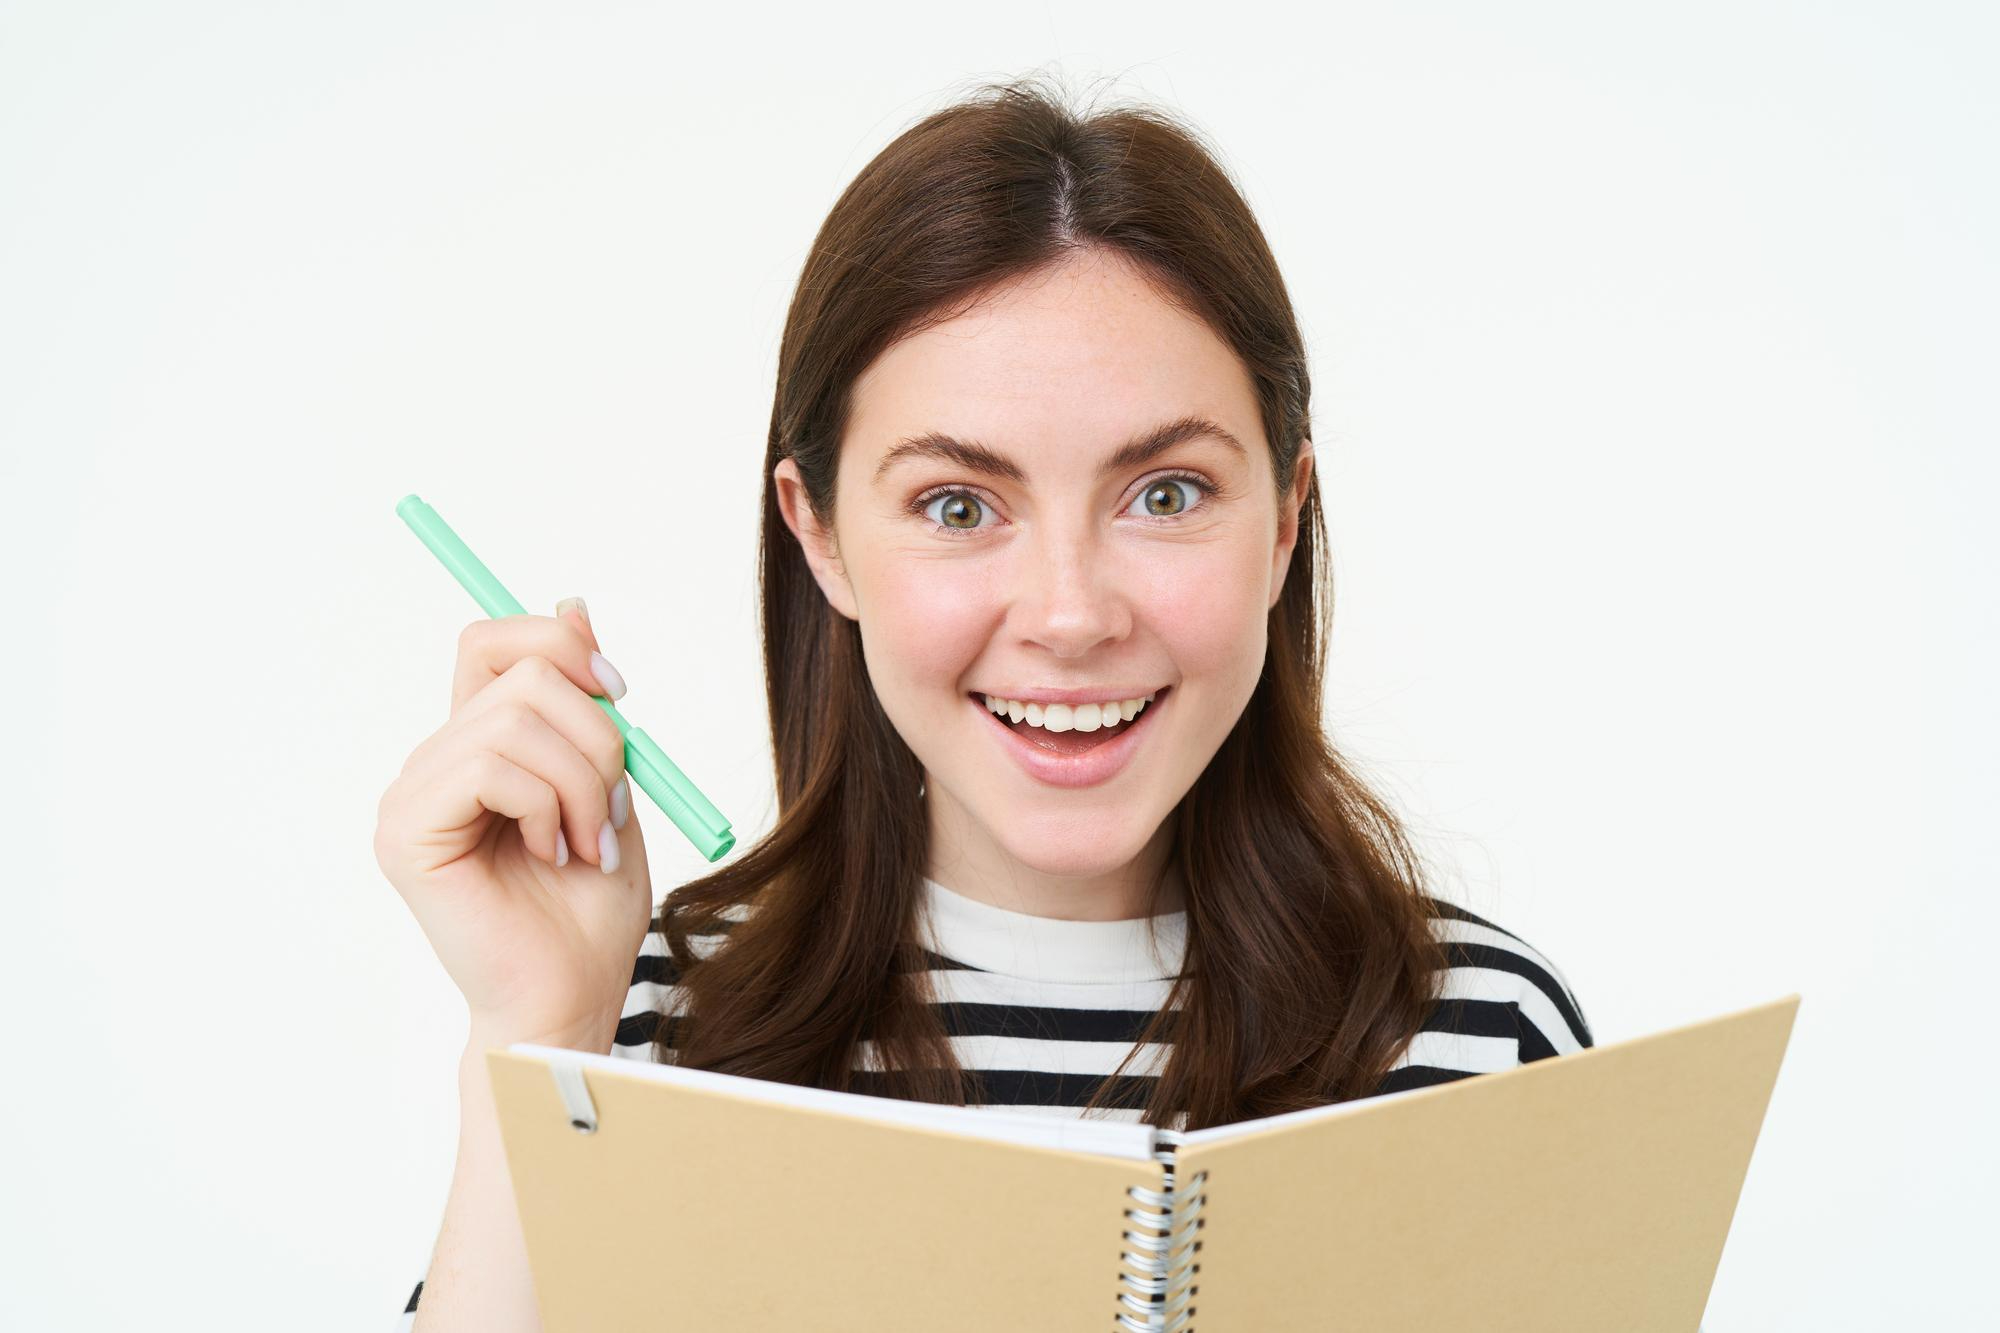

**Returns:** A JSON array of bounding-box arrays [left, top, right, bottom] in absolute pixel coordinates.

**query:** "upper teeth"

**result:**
[[982, 692, 1157, 732]]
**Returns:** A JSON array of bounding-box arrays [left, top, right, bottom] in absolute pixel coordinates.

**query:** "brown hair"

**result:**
[[657, 72, 1447, 1130]]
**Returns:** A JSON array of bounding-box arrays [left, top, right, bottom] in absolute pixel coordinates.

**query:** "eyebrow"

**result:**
[[872, 414, 1250, 485]]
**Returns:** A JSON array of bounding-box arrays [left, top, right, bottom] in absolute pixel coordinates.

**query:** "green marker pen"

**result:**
[[395, 492, 735, 863]]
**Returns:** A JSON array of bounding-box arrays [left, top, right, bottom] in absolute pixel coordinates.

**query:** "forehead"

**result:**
[[846, 251, 1258, 462]]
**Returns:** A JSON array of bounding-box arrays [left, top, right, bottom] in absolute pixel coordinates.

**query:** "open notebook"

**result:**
[[485, 992, 1798, 1332]]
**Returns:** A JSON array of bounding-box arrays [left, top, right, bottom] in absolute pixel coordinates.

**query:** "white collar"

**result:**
[[919, 876, 1187, 984]]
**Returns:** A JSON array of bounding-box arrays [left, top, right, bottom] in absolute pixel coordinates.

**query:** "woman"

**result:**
[[377, 74, 1592, 1331]]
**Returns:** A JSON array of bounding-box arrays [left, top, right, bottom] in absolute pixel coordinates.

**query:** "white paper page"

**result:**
[[510, 1043, 1162, 1163], [1161, 1082, 1430, 1148]]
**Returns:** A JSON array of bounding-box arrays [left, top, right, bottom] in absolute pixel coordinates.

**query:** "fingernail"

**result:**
[[555, 828, 569, 867], [589, 651, 627, 701], [556, 595, 591, 625], [609, 776, 631, 830], [597, 820, 620, 874]]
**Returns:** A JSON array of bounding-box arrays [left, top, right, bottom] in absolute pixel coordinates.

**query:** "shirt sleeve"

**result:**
[[396, 922, 693, 1327], [393, 1281, 420, 1332], [1505, 929, 1594, 1062]]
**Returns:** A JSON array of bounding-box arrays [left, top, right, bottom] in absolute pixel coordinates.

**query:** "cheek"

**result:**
[[860, 558, 995, 693], [1130, 543, 1270, 684]]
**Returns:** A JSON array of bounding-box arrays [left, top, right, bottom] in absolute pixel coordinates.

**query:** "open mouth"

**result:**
[[966, 686, 1172, 757]]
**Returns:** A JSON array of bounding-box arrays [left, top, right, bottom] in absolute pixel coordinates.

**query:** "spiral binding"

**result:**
[[1117, 1138, 1206, 1332]]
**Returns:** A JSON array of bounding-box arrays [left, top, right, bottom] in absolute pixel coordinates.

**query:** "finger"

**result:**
[[450, 613, 624, 719], [407, 653, 629, 806], [470, 698, 616, 866], [452, 654, 629, 804], [555, 596, 601, 654], [399, 748, 565, 868], [410, 671, 626, 865]]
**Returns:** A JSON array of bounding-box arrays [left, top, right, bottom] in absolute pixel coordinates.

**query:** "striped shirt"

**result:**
[[396, 877, 1591, 1326]]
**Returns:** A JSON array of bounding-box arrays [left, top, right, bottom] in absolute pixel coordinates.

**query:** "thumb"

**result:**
[[554, 596, 601, 653]]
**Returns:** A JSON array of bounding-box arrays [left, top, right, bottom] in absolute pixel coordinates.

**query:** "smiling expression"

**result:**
[[775, 246, 1313, 912]]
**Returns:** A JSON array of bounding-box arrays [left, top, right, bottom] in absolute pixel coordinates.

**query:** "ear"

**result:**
[[1269, 438, 1314, 609], [773, 456, 860, 621]]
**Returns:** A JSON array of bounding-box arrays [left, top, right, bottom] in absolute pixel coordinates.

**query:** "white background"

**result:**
[[3, 3, 1991, 1328]]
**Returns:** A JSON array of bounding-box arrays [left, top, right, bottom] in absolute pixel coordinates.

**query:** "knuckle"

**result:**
[[500, 700, 539, 737], [465, 749, 501, 784], [601, 722, 628, 774]]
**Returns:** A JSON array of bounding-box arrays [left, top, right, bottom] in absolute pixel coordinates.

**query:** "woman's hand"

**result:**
[[374, 600, 653, 1050]]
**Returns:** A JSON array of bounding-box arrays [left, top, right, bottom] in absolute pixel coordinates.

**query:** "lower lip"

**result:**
[[969, 687, 1172, 789]]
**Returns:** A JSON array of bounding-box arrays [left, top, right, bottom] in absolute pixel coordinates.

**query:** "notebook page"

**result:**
[[489, 1047, 1170, 1332], [510, 1041, 1161, 1162], [1159, 1081, 1430, 1149], [1167, 994, 1798, 1332]]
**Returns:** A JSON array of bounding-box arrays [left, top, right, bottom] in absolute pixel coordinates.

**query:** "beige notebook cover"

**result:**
[[486, 992, 1798, 1333]]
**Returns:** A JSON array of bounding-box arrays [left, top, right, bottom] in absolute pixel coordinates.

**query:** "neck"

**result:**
[[924, 788, 1185, 921]]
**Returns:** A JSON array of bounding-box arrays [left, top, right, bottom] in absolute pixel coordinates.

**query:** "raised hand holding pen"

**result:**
[[374, 493, 733, 1055]]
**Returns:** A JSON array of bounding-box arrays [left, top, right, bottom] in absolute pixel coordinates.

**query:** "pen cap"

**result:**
[[625, 727, 735, 862]]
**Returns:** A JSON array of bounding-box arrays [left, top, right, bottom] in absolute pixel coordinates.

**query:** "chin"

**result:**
[[986, 814, 1157, 879]]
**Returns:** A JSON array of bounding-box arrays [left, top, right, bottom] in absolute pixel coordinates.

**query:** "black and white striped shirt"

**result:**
[[396, 877, 1591, 1326]]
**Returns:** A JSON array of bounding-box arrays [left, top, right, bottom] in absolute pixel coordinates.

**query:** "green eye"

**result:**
[[1130, 477, 1202, 519], [928, 491, 986, 532]]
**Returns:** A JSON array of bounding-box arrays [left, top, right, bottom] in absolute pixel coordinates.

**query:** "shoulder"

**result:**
[[1420, 895, 1595, 1060]]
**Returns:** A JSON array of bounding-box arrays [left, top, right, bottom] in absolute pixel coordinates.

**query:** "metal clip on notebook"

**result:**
[[549, 1055, 599, 1134]]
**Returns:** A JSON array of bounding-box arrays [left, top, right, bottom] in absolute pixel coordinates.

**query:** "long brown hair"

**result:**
[[658, 72, 1447, 1131]]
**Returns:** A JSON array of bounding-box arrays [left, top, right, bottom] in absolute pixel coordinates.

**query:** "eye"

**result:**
[[910, 470, 1219, 540], [1125, 473, 1211, 521], [916, 488, 994, 537]]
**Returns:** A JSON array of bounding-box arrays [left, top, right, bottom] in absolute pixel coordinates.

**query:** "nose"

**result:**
[[1006, 526, 1134, 656]]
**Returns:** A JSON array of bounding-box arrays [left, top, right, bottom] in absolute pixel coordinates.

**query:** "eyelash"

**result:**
[[908, 470, 1221, 540]]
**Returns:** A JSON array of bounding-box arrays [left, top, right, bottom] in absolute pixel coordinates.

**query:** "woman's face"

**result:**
[[775, 247, 1312, 919]]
